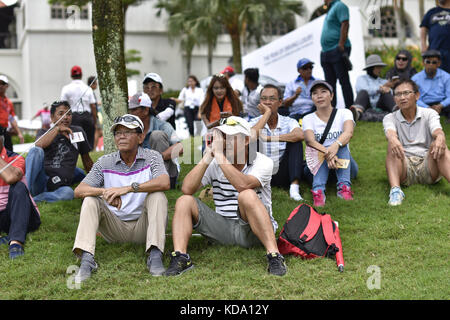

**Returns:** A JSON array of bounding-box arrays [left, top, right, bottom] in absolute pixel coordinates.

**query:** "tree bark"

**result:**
[[91, 0, 128, 154], [228, 26, 242, 73]]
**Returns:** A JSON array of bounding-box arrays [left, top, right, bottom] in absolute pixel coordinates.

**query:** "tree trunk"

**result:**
[[92, 0, 128, 154], [228, 27, 242, 73], [207, 42, 213, 76]]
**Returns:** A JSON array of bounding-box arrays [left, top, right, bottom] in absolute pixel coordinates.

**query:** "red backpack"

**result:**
[[277, 203, 345, 272]]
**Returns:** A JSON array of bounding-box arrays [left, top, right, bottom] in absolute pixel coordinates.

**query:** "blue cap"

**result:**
[[297, 58, 314, 69]]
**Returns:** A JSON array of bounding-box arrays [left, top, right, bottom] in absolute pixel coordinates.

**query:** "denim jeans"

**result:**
[[25, 147, 83, 203], [0, 181, 41, 244], [303, 146, 358, 192]]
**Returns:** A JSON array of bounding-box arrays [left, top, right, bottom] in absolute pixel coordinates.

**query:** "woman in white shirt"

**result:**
[[173, 75, 205, 136], [302, 80, 357, 207]]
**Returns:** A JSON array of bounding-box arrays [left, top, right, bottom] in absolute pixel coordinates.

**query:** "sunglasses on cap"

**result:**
[[113, 115, 140, 123]]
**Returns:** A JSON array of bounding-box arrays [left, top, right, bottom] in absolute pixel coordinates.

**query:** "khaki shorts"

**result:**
[[403, 154, 441, 187], [193, 198, 263, 248]]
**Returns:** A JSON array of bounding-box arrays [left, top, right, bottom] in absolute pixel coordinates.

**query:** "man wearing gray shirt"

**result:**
[[383, 80, 450, 206]]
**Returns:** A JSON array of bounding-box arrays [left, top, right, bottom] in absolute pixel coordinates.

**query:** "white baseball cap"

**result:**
[[215, 116, 251, 137], [110, 114, 144, 133], [0, 75, 9, 84], [143, 72, 163, 86], [128, 92, 152, 109]]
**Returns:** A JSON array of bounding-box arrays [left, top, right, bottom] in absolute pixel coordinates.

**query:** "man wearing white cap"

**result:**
[[128, 92, 183, 189], [0, 75, 24, 151], [142, 72, 176, 129], [165, 116, 288, 277], [72, 114, 171, 282]]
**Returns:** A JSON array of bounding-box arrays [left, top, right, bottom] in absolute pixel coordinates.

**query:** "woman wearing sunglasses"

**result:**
[[385, 50, 417, 82]]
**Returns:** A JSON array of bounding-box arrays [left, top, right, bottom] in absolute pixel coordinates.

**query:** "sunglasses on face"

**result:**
[[0, 82, 7, 86], [301, 65, 313, 70], [424, 59, 438, 65], [396, 56, 408, 61]]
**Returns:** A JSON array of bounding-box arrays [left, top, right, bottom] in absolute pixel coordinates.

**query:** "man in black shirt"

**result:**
[[25, 101, 93, 203], [142, 73, 177, 129]]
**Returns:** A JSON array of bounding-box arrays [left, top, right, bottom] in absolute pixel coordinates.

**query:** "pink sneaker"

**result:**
[[337, 185, 354, 201], [311, 189, 326, 207]]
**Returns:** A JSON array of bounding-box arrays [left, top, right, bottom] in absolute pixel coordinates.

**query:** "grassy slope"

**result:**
[[0, 121, 449, 300]]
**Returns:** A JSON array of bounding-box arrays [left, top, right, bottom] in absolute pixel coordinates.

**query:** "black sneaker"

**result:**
[[267, 252, 287, 276], [164, 251, 194, 276]]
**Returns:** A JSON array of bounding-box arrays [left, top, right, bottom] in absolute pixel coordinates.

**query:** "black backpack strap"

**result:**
[[319, 108, 337, 145]]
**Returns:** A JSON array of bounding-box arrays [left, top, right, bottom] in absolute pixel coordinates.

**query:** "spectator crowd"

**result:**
[[0, 0, 449, 282]]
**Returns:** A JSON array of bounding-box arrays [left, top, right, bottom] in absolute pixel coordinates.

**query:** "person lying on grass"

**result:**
[[383, 79, 450, 206], [165, 116, 288, 277], [72, 114, 170, 283]]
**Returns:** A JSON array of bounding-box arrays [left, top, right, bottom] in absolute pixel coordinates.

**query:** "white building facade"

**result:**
[[0, 0, 436, 119]]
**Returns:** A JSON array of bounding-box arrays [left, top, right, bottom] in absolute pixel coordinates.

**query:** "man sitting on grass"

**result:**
[[127, 92, 183, 189], [0, 128, 41, 259], [249, 84, 305, 202], [383, 79, 450, 206], [165, 116, 287, 277], [25, 101, 93, 203], [72, 114, 170, 283]]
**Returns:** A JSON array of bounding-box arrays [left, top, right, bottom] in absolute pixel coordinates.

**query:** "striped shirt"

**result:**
[[82, 147, 168, 221], [249, 114, 300, 173], [201, 152, 278, 230]]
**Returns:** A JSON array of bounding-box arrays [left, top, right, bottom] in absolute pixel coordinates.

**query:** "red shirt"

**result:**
[[0, 95, 16, 128], [0, 148, 40, 215]]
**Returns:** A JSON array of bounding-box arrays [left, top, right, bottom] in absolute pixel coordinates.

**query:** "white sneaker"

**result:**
[[388, 187, 405, 206]]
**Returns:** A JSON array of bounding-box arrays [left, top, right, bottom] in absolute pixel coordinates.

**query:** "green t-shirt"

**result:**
[[320, 0, 351, 52]]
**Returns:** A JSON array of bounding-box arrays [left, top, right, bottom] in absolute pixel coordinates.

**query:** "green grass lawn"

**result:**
[[0, 121, 449, 300]]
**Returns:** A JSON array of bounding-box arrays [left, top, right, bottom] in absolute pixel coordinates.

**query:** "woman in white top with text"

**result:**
[[302, 80, 358, 207]]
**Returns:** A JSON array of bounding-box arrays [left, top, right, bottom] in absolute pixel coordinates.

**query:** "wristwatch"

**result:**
[[131, 182, 140, 193], [336, 140, 343, 147]]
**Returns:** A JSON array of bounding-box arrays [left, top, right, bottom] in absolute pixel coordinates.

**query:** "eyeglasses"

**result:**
[[396, 56, 408, 61], [393, 90, 415, 97], [424, 59, 438, 65], [113, 130, 138, 137], [260, 96, 279, 102]]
